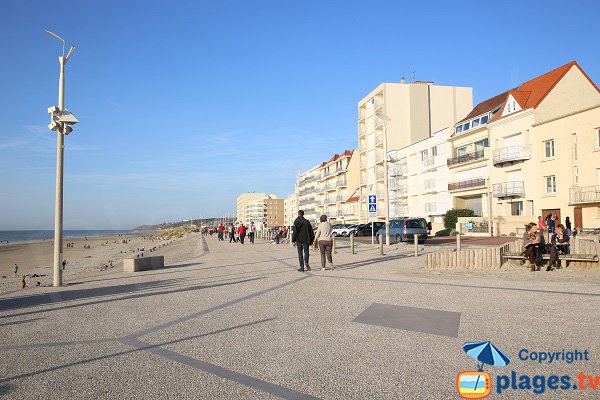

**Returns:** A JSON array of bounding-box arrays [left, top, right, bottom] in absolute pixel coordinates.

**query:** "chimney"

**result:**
[[400, 76, 406, 84]]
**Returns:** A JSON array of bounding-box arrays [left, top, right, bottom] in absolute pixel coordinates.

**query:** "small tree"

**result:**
[[443, 209, 475, 230]]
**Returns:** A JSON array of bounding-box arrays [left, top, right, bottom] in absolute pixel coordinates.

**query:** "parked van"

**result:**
[[376, 218, 428, 243]]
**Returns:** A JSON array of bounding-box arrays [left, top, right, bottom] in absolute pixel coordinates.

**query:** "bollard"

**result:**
[[380, 237, 384, 255], [351, 234, 355, 254], [332, 234, 337, 254], [414, 234, 419, 257], [456, 233, 461, 252]]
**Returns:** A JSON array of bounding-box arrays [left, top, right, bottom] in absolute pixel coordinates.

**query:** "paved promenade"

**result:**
[[1, 233, 599, 399]]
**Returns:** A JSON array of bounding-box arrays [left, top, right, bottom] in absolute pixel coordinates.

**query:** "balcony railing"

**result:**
[[337, 178, 347, 186], [570, 185, 600, 204], [492, 145, 532, 166], [493, 181, 525, 198], [336, 195, 344, 202], [422, 157, 436, 168], [447, 150, 485, 166], [375, 154, 385, 164], [389, 164, 408, 176], [374, 98, 384, 109], [376, 171, 385, 181], [360, 160, 367, 169], [375, 133, 384, 146], [448, 178, 486, 191]]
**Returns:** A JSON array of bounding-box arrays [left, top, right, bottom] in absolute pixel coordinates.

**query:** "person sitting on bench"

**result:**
[[548, 223, 570, 271], [522, 222, 543, 271]]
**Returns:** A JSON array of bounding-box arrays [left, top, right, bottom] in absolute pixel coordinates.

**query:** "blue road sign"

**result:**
[[368, 194, 377, 204], [368, 204, 377, 213]]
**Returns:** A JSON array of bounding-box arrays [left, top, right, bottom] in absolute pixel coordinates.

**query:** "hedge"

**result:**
[[443, 209, 475, 230]]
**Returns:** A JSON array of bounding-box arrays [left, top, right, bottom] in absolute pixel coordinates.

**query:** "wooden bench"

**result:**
[[502, 252, 599, 268]]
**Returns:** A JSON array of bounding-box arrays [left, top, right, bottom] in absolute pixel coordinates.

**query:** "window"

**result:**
[[421, 150, 428, 161], [572, 133, 577, 160], [463, 122, 470, 131], [457, 146, 467, 156], [431, 146, 437, 156], [425, 203, 436, 212], [480, 115, 489, 124], [544, 140, 555, 158], [511, 201, 524, 216], [574, 166, 579, 184], [455, 125, 463, 134], [474, 139, 489, 152], [545, 176, 556, 194], [471, 118, 480, 128]]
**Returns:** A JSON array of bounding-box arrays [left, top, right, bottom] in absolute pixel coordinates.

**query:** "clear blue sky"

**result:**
[[1, 0, 599, 229]]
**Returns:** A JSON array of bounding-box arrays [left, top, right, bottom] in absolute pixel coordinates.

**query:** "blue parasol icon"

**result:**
[[463, 341, 511, 395], [463, 341, 511, 371]]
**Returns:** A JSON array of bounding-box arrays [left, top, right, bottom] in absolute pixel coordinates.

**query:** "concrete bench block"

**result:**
[[123, 256, 165, 272]]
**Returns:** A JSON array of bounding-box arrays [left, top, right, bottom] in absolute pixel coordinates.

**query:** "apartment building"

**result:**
[[448, 61, 600, 234], [315, 150, 360, 224], [236, 193, 278, 229], [284, 193, 298, 227], [296, 166, 321, 224], [387, 127, 452, 231], [357, 80, 472, 223], [264, 198, 284, 228]]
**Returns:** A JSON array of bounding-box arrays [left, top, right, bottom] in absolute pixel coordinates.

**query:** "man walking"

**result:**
[[292, 210, 314, 272], [238, 223, 247, 245], [249, 222, 256, 244]]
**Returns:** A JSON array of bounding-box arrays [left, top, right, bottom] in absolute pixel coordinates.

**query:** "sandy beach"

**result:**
[[0, 231, 196, 294]]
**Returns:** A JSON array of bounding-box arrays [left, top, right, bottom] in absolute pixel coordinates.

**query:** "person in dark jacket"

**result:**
[[292, 210, 314, 272], [522, 222, 543, 272], [548, 224, 569, 271]]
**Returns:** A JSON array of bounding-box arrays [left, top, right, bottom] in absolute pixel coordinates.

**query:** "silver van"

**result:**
[[376, 218, 428, 243]]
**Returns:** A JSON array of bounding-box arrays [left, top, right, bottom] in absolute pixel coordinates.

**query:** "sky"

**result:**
[[1, 0, 599, 230]]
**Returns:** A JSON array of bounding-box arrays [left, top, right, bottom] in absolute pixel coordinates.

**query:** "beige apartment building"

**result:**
[[448, 61, 600, 234], [357, 80, 472, 223], [264, 198, 284, 228], [315, 150, 360, 224], [236, 193, 279, 229], [296, 166, 321, 224]]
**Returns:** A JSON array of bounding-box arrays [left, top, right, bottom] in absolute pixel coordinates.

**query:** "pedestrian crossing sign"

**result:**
[[369, 204, 377, 213]]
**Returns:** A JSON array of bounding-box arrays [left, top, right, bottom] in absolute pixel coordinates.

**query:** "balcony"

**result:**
[[422, 157, 436, 169], [336, 195, 345, 202], [360, 160, 367, 169], [375, 153, 385, 164], [448, 178, 486, 191], [389, 164, 408, 176], [375, 133, 384, 146], [359, 109, 366, 120], [492, 145, 532, 166], [325, 197, 336, 205], [493, 181, 525, 198], [570, 185, 600, 205], [374, 97, 384, 109], [447, 150, 486, 167], [376, 171, 385, 181], [337, 178, 347, 187]]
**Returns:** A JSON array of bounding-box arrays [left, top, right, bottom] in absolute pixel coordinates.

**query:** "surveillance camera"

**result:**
[[64, 125, 73, 135], [48, 121, 59, 131], [48, 106, 59, 114]]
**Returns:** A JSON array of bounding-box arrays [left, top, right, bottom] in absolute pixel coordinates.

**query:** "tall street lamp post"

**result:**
[[46, 30, 78, 287], [376, 112, 391, 246]]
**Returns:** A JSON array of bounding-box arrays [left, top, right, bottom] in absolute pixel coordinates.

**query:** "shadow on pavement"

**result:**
[[0, 277, 265, 318]]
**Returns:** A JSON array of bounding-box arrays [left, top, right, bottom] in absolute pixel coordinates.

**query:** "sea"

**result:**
[[0, 230, 136, 243]]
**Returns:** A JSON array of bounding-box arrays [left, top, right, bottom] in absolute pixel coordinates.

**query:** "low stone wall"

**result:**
[[123, 256, 165, 272]]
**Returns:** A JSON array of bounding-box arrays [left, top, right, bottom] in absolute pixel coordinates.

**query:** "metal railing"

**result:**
[[375, 154, 385, 164], [493, 181, 525, 198], [375, 133, 384, 145], [492, 145, 532, 165], [376, 171, 385, 180], [337, 178, 347, 186], [422, 157, 436, 168], [448, 178, 486, 191], [570, 185, 600, 204], [447, 149, 485, 166], [389, 164, 408, 176]]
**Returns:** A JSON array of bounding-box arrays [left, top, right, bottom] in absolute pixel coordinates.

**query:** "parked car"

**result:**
[[331, 224, 350, 236], [350, 222, 385, 237], [376, 218, 428, 243], [339, 224, 359, 236]]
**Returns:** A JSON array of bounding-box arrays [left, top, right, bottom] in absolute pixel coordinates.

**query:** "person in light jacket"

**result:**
[[313, 215, 334, 270]]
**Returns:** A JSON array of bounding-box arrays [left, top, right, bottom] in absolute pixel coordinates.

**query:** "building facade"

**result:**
[[284, 193, 298, 227], [357, 80, 472, 224], [448, 61, 600, 235], [387, 127, 452, 232], [264, 198, 285, 228], [236, 193, 278, 230], [296, 166, 321, 225]]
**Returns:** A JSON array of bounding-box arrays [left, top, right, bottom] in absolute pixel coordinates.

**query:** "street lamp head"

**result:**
[[375, 113, 391, 124], [65, 45, 76, 62], [45, 30, 66, 56]]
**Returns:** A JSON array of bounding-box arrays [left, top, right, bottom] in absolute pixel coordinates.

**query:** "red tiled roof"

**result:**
[[323, 150, 354, 165], [459, 61, 599, 125]]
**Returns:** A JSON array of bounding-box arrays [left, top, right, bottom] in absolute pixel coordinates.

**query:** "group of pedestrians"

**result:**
[[523, 214, 571, 272], [208, 222, 257, 244]]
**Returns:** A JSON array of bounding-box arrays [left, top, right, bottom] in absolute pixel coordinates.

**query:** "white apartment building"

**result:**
[[387, 128, 452, 231], [296, 166, 321, 224], [357, 80, 472, 223], [284, 193, 298, 227]]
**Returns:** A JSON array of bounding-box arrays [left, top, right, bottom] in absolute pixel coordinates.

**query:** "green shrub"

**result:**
[[443, 209, 475, 230], [450, 229, 458, 236]]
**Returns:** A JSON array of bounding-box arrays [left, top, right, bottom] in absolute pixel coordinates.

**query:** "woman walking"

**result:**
[[313, 214, 334, 270]]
